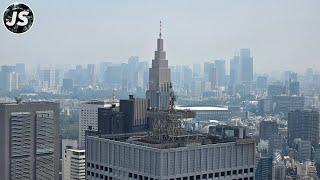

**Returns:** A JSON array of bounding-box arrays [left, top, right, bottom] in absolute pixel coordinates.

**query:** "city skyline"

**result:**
[[1, 0, 320, 73], [1, 1, 320, 179]]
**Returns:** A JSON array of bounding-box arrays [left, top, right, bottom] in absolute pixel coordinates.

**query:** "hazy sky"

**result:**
[[1, 0, 319, 73]]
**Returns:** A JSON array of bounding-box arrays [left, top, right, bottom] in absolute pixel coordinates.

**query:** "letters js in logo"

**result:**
[[3, 3, 34, 34]]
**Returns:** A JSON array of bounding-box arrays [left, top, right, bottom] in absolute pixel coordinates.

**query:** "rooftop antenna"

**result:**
[[112, 88, 117, 104]]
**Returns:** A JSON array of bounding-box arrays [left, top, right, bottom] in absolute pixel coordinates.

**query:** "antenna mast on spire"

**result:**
[[159, 20, 162, 38]]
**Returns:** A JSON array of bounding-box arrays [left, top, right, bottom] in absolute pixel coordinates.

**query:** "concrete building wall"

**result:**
[[0, 102, 59, 180], [86, 136, 255, 180]]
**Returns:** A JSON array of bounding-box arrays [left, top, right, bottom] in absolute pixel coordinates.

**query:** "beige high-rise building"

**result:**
[[146, 22, 173, 110]]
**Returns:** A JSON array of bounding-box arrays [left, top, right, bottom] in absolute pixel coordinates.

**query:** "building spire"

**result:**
[[159, 20, 162, 39]]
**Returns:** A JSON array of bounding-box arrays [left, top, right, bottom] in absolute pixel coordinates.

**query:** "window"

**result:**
[[244, 169, 248, 173], [250, 168, 254, 173], [87, 163, 90, 168], [215, 172, 219, 177], [233, 170, 237, 175], [221, 172, 225, 177], [227, 171, 231, 176], [238, 169, 243, 174]]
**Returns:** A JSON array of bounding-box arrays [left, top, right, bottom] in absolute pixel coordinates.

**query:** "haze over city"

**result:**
[[1, 0, 320, 73]]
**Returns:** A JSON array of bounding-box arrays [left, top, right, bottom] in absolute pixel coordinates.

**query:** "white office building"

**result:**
[[78, 100, 110, 148], [63, 149, 86, 180]]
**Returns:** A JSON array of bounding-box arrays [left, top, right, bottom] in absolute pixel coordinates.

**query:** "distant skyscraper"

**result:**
[[146, 22, 173, 110], [120, 95, 148, 132], [268, 84, 285, 96], [0, 65, 19, 92], [229, 55, 240, 94], [272, 95, 304, 115], [214, 59, 226, 87], [289, 81, 300, 96], [87, 64, 96, 86], [256, 76, 268, 90], [98, 105, 125, 134], [288, 110, 319, 147], [259, 120, 279, 140], [209, 66, 217, 89], [192, 63, 201, 78], [15, 63, 26, 86], [0, 101, 60, 180], [78, 100, 109, 149], [62, 78, 74, 92], [39, 67, 58, 90], [98, 95, 148, 134], [239, 48, 253, 83], [204, 62, 215, 82]]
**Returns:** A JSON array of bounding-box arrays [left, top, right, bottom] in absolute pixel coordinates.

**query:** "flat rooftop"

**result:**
[[87, 131, 254, 149], [175, 106, 228, 111]]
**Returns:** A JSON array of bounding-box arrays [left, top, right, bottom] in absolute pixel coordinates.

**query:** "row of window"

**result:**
[[87, 163, 113, 173], [87, 170, 254, 180], [87, 162, 254, 180]]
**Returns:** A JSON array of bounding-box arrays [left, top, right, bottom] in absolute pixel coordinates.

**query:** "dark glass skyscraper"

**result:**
[[288, 110, 319, 147]]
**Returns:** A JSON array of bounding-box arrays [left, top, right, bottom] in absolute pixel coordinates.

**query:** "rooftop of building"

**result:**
[[175, 105, 228, 111], [0, 100, 58, 106], [82, 100, 111, 105], [87, 131, 254, 149]]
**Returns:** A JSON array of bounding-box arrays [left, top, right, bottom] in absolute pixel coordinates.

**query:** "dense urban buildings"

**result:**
[[0, 14, 320, 180], [0, 101, 60, 180]]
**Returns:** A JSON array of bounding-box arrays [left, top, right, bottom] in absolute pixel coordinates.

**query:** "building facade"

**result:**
[[63, 149, 86, 180], [146, 24, 173, 110], [288, 110, 319, 147], [86, 134, 255, 180], [0, 101, 60, 180], [120, 95, 148, 132], [79, 100, 110, 149]]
